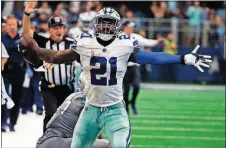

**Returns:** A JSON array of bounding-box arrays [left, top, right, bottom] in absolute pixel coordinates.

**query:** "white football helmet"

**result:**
[[79, 12, 96, 32], [93, 7, 121, 41]]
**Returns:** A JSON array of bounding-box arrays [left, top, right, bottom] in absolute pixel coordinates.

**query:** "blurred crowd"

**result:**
[[151, 1, 225, 47], [1, 1, 225, 47]]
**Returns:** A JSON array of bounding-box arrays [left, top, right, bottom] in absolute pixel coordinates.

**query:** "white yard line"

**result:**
[[131, 119, 224, 126], [141, 83, 225, 91], [135, 106, 225, 112], [139, 102, 225, 108], [130, 114, 225, 121], [137, 111, 224, 116], [138, 108, 224, 112], [131, 126, 224, 132], [138, 107, 224, 111], [132, 135, 225, 141]]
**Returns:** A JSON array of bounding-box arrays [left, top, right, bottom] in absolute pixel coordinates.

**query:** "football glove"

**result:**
[[182, 45, 212, 72]]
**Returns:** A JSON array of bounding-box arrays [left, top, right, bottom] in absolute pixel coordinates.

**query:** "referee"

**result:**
[[22, 1, 77, 132]]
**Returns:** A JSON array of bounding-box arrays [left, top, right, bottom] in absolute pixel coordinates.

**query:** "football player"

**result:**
[[121, 20, 165, 114], [68, 12, 96, 40], [21, 7, 212, 148], [36, 72, 110, 148]]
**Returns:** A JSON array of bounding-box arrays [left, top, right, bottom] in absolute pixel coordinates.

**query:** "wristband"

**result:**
[[180, 55, 185, 65], [24, 12, 30, 16]]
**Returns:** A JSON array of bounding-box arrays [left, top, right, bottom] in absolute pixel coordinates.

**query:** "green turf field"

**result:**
[[128, 90, 225, 148]]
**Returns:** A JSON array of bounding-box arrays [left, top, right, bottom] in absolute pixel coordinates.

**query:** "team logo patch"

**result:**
[[103, 48, 107, 52], [54, 17, 60, 22]]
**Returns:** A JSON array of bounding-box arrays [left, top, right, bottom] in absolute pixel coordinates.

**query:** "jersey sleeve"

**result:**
[[135, 51, 181, 65], [133, 33, 158, 47]]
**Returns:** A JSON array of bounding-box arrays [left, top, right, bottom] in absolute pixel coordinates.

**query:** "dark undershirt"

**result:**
[[96, 37, 115, 47]]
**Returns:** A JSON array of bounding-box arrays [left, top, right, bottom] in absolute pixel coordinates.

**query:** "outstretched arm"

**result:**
[[134, 50, 182, 64], [37, 48, 80, 64], [131, 45, 212, 72], [19, 35, 80, 64], [133, 33, 165, 47]]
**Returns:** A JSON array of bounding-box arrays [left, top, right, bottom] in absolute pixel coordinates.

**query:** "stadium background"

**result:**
[[1, 1, 225, 148]]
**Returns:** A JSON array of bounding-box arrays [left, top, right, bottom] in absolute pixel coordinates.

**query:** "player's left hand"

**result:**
[[183, 45, 212, 72]]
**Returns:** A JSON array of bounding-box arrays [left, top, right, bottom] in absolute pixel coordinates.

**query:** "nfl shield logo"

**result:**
[[103, 48, 107, 52], [54, 17, 60, 22]]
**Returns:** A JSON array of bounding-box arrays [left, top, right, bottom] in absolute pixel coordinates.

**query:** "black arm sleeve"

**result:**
[[33, 32, 49, 48], [72, 50, 81, 63], [32, 32, 49, 67], [128, 53, 136, 62]]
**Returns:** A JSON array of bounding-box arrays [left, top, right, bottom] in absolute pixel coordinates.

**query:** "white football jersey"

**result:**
[[120, 32, 158, 66], [72, 33, 139, 107]]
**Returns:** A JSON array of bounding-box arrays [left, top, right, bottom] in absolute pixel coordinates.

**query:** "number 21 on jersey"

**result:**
[[90, 56, 117, 86]]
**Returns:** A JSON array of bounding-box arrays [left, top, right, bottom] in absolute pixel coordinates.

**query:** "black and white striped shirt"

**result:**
[[33, 33, 76, 86]]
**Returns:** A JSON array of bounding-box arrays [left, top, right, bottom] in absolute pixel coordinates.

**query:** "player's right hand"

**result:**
[[24, 0, 38, 15]]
